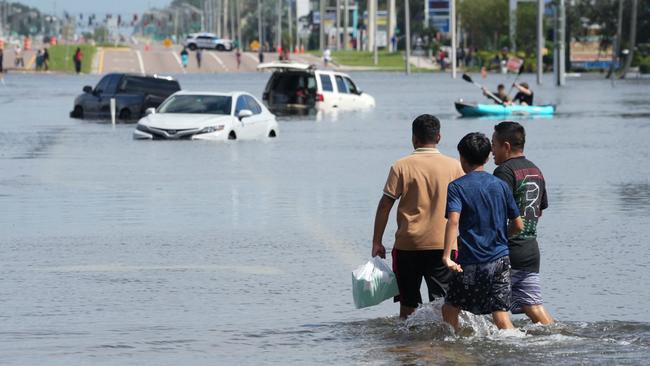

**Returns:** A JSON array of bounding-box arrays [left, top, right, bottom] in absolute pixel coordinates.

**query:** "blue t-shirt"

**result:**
[[446, 171, 520, 265]]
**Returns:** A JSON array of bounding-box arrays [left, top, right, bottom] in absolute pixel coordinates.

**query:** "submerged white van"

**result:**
[[258, 62, 375, 115]]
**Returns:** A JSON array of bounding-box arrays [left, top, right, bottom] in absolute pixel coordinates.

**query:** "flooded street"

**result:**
[[1, 72, 649, 365]]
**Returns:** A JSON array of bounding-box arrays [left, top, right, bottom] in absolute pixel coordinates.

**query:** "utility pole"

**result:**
[[554, 0, 565, 86], [387, 0, 395, 52], [405, 0, 411, 74], [343, 0, 349, 50], [621, 0, 638, 78], [509, 0, 517, 52], [258, 0, 264, 49], [367, 0, 374, 52], [229, 0, 235, 41], [451, 0, 457, 78], [236, 0, 241, 48], [277, 0, 282, 51], [335, 0, 340, 50], [288, 0, 293, 53], [320, 0, 325, 51], [216, 0, 221, 37], [372, 0, 377, 65], [223, 0, 229, 38], [536, 0, 544, 85]]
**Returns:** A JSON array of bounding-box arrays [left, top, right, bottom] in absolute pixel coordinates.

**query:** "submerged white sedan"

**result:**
[[133, 91, 279, 141]]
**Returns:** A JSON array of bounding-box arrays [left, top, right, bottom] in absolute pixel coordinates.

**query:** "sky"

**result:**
[[18, 0, 171, 15]]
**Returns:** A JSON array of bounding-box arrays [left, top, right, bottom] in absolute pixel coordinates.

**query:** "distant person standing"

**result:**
[[195, 49, 202, 69], [73, 47, 83, 74], [236, 48, 242, 70], [180, 47, 189, 69], [0, 47, 4, 73], [323, 48, 331, 68], [14, 45, 24, 68], [258, 49, 264, 64], [43, 47, 50, 71], [35, 49, 43, 71]]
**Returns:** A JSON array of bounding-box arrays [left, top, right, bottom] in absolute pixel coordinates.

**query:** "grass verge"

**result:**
[[48, 44, 96, 74]]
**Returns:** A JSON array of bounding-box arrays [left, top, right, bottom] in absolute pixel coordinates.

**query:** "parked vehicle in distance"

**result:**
[[70, 73, 181, 121], [184, 33, 234, 51], [133, 91, 279, 141], [258, 62, 376, 115]]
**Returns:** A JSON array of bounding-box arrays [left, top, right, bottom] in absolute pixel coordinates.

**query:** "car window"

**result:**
[[319, 74, 333, 92], [94, 75, 111, 93], [105, 74, 121, 94], [244, 96, 262, 114], [158, 95, 232, 115], [235, 96, 248, 114], [344, 77, 359, 94], [335, 75, 348, 94]]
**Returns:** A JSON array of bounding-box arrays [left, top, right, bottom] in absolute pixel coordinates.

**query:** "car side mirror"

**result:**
[[83, 85, 92, 93], [145, 107, 156, 115], [238, 109, 253, 120]]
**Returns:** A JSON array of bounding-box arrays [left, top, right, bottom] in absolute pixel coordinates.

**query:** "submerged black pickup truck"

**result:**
[[70, 73, 181, 121]]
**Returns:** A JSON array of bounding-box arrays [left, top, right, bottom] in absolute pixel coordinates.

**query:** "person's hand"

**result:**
[[372, 243, 386, 259], [443, 256, 463, 273]]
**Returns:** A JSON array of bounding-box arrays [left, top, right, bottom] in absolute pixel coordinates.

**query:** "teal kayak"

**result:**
[[455, 101, 556, 117]]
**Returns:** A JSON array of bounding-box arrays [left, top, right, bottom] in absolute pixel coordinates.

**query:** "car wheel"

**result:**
[[216, 44, 225, 51], [268, 130, 277, 138], [228, 131, 237, 140], [119, 108, 132, 121], [72, 105, 83, 118], [188, 43, 197, 51]]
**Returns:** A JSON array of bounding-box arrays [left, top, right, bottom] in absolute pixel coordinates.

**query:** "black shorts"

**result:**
[[391, 249, 456, 308], [445, 256, 511, 315]]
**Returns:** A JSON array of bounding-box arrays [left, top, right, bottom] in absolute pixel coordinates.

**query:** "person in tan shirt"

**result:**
[[372, 114, 464, 319]]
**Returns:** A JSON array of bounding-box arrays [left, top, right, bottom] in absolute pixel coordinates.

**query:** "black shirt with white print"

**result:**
[[494, 156, 548, 273]]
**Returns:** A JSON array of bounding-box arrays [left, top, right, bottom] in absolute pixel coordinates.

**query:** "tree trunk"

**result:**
[[620, 0, 638, 78]]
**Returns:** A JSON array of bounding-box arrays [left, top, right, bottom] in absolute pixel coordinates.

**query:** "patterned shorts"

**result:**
[[445, 256, 511, 315], [510, 269, 544, 314]]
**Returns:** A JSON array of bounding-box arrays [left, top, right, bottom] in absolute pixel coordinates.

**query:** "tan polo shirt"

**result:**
[[383, 148, 464, 251]]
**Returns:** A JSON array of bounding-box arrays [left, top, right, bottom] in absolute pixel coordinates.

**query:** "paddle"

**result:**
[[461, 73, 503, 105], [506, 61, 526, 100]]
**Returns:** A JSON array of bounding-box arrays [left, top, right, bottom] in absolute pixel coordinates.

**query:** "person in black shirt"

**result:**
[[491, 121, 554, 325], [512, 82, 534, 105]]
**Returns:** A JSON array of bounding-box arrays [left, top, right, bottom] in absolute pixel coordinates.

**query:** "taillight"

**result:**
[[316, 93, 324, 102]]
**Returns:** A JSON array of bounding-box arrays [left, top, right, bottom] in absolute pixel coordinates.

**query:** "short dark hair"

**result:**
[[457, 132, 491, 166], [497, 84, 505, 90], [493, 121, 526, 151], [412, 114, 441, 144]]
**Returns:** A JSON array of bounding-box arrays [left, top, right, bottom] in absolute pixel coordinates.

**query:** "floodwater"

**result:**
[[1, 71, 649, 365]]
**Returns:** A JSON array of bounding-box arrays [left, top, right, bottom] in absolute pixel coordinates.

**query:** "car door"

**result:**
[[316, 72, 337, 109], [85, 75, 111, 117], [234, 95, 256, 139], [334, 74, 356, 110], [97, 74, 122, 118], [243, 95, 268, 138]]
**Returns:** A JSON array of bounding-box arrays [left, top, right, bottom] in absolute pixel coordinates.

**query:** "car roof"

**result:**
[[257, 62, 316, 72], [172, 91, 251, 97]]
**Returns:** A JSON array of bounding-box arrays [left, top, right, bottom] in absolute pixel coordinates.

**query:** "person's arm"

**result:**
[[508, 216, 524, 237], [372, 195, 395, 258], [373, 165, 402, 258], [442, 212, 463, 272], [514, 82, 532, 96]]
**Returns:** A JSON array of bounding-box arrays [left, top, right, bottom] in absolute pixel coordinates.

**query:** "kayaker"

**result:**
[[482, 84, 509, 104], [512, 82, 534, 106]]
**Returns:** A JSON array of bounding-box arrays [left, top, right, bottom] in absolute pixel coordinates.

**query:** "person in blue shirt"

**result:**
[[441, 132, 524, 331]]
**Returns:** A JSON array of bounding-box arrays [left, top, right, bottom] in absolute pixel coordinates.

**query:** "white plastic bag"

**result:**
[[351, 257, 400, 309]]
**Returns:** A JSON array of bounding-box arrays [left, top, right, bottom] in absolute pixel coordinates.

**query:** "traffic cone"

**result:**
[[300, 45, 305, 54]]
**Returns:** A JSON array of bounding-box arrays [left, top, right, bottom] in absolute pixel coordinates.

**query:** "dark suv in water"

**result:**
[[70, 73, 181, 121]]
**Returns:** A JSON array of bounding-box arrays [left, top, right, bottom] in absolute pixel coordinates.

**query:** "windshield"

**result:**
[[158, 95, 232, 115]]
